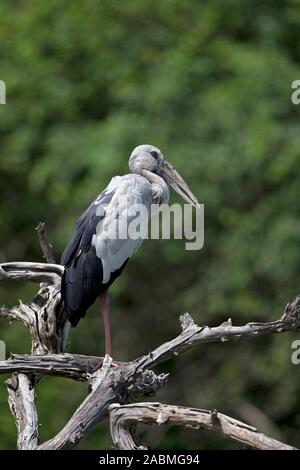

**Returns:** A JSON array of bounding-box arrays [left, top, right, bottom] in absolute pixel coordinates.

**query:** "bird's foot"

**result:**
[[93, 354, 119, 372]]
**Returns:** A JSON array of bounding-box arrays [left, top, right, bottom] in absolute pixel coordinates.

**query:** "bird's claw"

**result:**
[[92, 355, 119, 373]]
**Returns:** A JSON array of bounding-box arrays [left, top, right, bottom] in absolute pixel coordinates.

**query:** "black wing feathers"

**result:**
[[61, 248, 103, 326], [61, 186, 129, 327], [61, 191, 109, 326]]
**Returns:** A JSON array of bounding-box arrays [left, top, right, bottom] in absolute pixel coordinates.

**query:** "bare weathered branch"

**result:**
[[1, 297, 300, 450], [109, 402, 297, 451], [1, 236, 300, 451], [35, 297, 300, 450], [135, 297, 300, 371], [2, 295, 299, 382], [0, 262, 63, 284], [36, 222, 56, 264], [0, 261, 66, 355], [38, 359, 168, 450], [6, 374, 38, 450], [0, 354, 104, 380], [0, 253, 68, 449], [0, 305, 22, 321]]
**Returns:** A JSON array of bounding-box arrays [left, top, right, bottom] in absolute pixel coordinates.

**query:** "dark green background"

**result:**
[[0, 0, 300, 449]]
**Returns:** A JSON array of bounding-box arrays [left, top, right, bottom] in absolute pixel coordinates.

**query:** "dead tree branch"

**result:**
[[38, 296, 300, 450], [133, 299, 300, 371], [0, 225, 67, 449], [1, 225, 300, 450], [38, 362, 168, 450], [6, 374, 38, 450], [0, 354, 103, 380], [0, 262, 63, 284], [35, 222, 56, 264], [109, 402, 296, 451]]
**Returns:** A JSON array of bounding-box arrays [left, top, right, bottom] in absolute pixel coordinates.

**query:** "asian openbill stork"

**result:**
[[61, 144, 199, 357]]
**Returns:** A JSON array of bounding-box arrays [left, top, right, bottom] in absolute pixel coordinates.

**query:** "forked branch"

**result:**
[[0, 224, 300, 450]]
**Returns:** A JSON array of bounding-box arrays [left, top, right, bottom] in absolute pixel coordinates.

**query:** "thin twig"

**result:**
[[35, 222, 56, 264]]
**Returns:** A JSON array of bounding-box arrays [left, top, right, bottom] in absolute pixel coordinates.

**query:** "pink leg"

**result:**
[[101, 289, 112, 357]]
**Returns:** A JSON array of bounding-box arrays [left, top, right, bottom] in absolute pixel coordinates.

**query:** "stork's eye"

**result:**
[[151, 151, 159, 158]]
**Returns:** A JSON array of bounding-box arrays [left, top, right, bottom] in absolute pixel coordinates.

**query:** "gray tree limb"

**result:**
[[109, 402, 297, 451], [0, 226, 67, 449], [1, 226, 300, 450], [1, 294, 299, 382], [133, 296, 300, 371], [6, 374, 38, 450], [38, 359, 168, 450], [0, 261, 65, 354], [0, 262, 64, 284], [0, 354, 104, 380], [37, 296, 300, 450]]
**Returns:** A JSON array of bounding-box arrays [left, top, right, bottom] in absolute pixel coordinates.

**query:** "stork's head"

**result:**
[[129, 144, 199, 208]]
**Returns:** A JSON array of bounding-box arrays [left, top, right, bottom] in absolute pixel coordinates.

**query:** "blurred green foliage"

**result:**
[[1, 0, 300, 449]]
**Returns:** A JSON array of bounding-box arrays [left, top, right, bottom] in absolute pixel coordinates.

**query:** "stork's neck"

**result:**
[[141, 169, 170, 205]]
